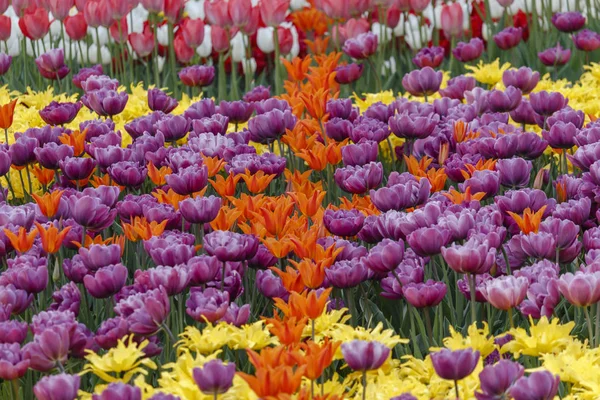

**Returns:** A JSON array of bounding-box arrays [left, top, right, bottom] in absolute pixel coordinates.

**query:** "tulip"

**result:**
[[49, 282, 81, 316], [452, 38, 484, 62], [431, 348, 480, 383], [59, 156, 96, 181], [204, 231, 259, 262], [325, 118, 353, 141], [192, 359, 236, 396], [439, 76, 476, 100], [557, 271, 600, 307], [496, 158, 532, 188], [440, 3, 463, 38], [64, 13, 88, 41], [488, 86, 522, 113], [552, 11, 586, 33], [370, 178, 430, 212], [326, 259, 369, 288], [482, 275, 528, 311], [259, 0, 289, 26], [85, 89, 129, 117], [0, 320, 28, 344], [364, 239, 404, 274], [341, 340, 390, 371], [402, 67, 443, 97], [129, 28, 155, 58], [114, 287, 170, 336], [68, 195, 117, 231], [34, 373, 80, 400], [0, 16, 10, 42], [39, 102, 82, 126], [538, 44, 571, 66], [217, 101, 255, 124], [342, 32, 378, 59], [35, 49, 70, 81], [529, 91, 568, 116], [502, 67, 540, 94], [108, 161, 148, 188], [402, 280, 447, 308], [327, 99, 358, 121], [256, 269, 288, 299], [493, 27, 522, 50], [412, 46, 445, 68], [179, 196, 222, 225], [147, 88, 178, 114], [334, 64, 364, 84], [23, 325, 72, 372], [83, 264, 128, 299], [509, 370, 560, 400], [92, 382, 142, 400], [0, 343, 30, 380], [145, 265, 190, 296], [573, 29, 600, 51], [186, 288, 230, 322], [19, 7, 50, 41], [164, 164, 208, 195], [407, 227, 451, 257], [350, 117, 390, 143], [441, 236, 496, 275], [247, 109, 297, 144], [243, 86, 271, 103], [0, 53, 10, 76]]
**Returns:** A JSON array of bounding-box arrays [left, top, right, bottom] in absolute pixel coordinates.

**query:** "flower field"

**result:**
[[3, 0, 600, 399]]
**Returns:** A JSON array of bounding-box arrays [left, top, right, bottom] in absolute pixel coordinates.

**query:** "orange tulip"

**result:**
[[422, 167, 447, 193], [290, 8, 330, 36], [292, 339, 341, 381], [556, 181, 567, 203], [288, 229, 342, 263], [282, 56, 312, 82], [0, 99, 17, 130], [239, 364, 307, 398], [297, 142, 329, 171], [251, 198, 295, 237], [202, 156, 226, 177], [263, 315, 308, 347], [305, 36, 331, 55], [282, 123, 319, 152], [261, 236, 294, 258], [278, 91, 306, 118], [284, 169, 323, 196], [3, 227, 38, 253], [438, 142, 450, 166], [112, 235, 126, 256], [270, 266, 305, 293], [460, 159, 497, 180], [443, 187, 486, 205], [34, 222, 71, 254], [122, 216, 168, 242], [31, 165, 55, 187], [59, 130, 86, 156], [338, 194, 380, 216], [209, 173, 241, 198], [507, 206, 547, 235], [147, 161, 172, 186], [90, 174, 125, 190], [299, 88, 331, 120], [290, 258, 327, 289], [71, 234, 114, 249], [404, 155, 433, 176], [209, 206, 242, 231], [289, 288, 332, 320], [289, 190, 326, 217], [239, 170, 277, 194], [152, 188, 197, 210], [247, 346, 297, 370], [32, 190, 64, 218], [453, 120, 469, 143]]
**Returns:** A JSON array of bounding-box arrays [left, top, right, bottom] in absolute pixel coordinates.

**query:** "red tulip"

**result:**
[[259, 0, 289, 27], [410, 0, 430, 13], [229, 0, 252, 29], [141, 0, 162, 13], [109, 16, 128, 43], [180, 17, 205, 48], [0, 15, 11, 42], [0, 0, 8, 14], [211, 25, 229, 53], [205, 0, 232, 27], [64, 13, 88, 41], [163, 0, 183, 23], [241, 5, 260, 35], [441, 2, 463, 38], [84, 0, 113, 28], [18, 7, 50, 40], [109, 0, 131, 19], [75, 0, 86, 11], [278, 26, 293, 55], [45, 0, 74, 20], [174, 33, 195, 63], [129, 26, 154, 57], [316, 0, 348, 20], [12, 0, 30, 16]]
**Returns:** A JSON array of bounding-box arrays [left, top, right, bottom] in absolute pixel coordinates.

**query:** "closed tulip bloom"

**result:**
[[496, 158, 532, 188], [482, 275, 528, 310], [334, 63, 364, 84], [538, 44, 571, 66], [114, 287, 170, 335], [441, 237, 496, 275], [390, 395, 417, 400], [459, 170, 500, 199], [325, 259, 369, 288], [68, 195, 116, 231], [147, 88, 178, 114], [510, 100, 538, 126], [108, 161, 147, 188], [0, 343, 30, 380], [34, 143, 74, 170], [341, 340, 390, 371], [72, 65, 103, 89], [334, 162, 384, 194], [342, 32, 378, 59], [0, 53, 11, 76], [439, 76, 476, 100], [327, 99, 358, 121], [0, 320, 28, 344], [78, 244, 121, 271], [83, 264, 128, 299], [0, 148, 10, 176], [493, 27, 522, 50], [323, 209, 365, 237], [325, 118, 353, 141], [557, 271, 600, 307], [520, 232, 557, 260], [12, 264, 48, 294], [452, 38, 484, 62], [23, 325, 72, 371], [552, 11, 585, 33], [502, 67, 540, 94], [193, 359, 236, 395], [431, 348, 480, 381], [529, 91, 568, 116], [509, 370, 560, 400], [412, 46, 444, 68], [204, 231, 259, 261], [342, 140, 378, 166], [34, 373, 80, 400], [248, 245, 277, 269], [9, 136, 38, 166], [248, 109, 297, 144], [59, 156, 96, 181], [402, 67, 443, 97], [370, 178, 430, 212], [389, 111, 440, 139], [256, 269, 288, 299], [573, 29, 600, 51], [402, 280, 447, 308], [35, 49, 70, 80], [39, 102, 82, 126], [259, 0, 289, 26], [165, 164, 208, 195], [542, 121, 577, 149], [440, 2, 463, 38], [92, 383, 141, 400], [187, 255, 221, 285], [217, 101, 255, 124], [145, 265, 190, 296], [95, 317, 129, 349], [186, 288, 229, 322], [179, 196, 222, 224], [488, 87, 522, 113], [475, 360, 524, 400], [407, 227, 451, 257], [179, 66, 216, 87], [365, 239, 404, 274]]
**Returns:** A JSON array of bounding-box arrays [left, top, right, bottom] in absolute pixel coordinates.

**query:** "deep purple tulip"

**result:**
[[389, 111, 439, 140], [370, 177, 430, 212], [186, 288, 229, 323], [179, 65, 216, 87], [165, 164, 208, 195], [364, 102, 391, 121], [439, 76, 476, 100], [0, 320, 28, 344], [0, 53, 12, 76], [144, 234, 196, 266], [573, 29, 600, 51], [493, 27, 522, 50], [407, 227, 451, 257], [94, 317, 129, 349], [510, 100, 539, 125], [72, 65, 103, 89], [327, 99, 358, 121], [39, 101, 82, 125], [441, 236, 496, 275], [547, 107, 585, 129], [502, 67, 540, 94], [23, 325, 72, 371], [92, 382, 142, 400], [341, 340, 390, 371], [11, 263, 48, 294], [9, 135, 38, 166], [509, 370, 560, 400], [68, 195, 116, 231], [147, 88, 178, 113], [529, 91, 568, 116], [83, 264, 128, 299], [49, 282, 81, 316], [34, 373, 80, 400], [256, 269, 288, 299], [0, 343, 29, 380], [0, 284, 33, 315], [334, 162, 384, 194], [488, 86, 522, 113], [364, 239, 404, 274], [114, 287, 170, 335], [350, 117, 390, 143], [334, 63, 364, 84], [402, 280, 447, 308], [342, 139, 378, 166], [59, 156, 96, 181], [187, 255, 220, 285], [108, 161, 147, 188], [323, 208, 365, 237], [156, 115, 191, 143], [184, 99, 216, 120], [542, 121, 577, 149], [247, 109, 297, 144], [431, 348, 480, 381], [390, 395, 417, 400], [193, 359, 236, 395], [85, 89, 129, 117], [412, 46, 444, 68], [0, 148, 10, 176], [402, 67, 443, 97], [325, 118, 353, 141], [80, 75, 119, 93], [179, 195, 221, 224], [243, 85, 271, 102], [325, 259, 369, 288], [496, 158, 532, 187], [538, 44, 571, 66], [217, 101, 255, 124], [248, 244, 278, 269], [34, 143, 74, 170], [552, 11, 586, 33], [475, 360, 524, 400], [459, 170, 500, 199], [35, 49, 69, 80], [342, 32, 378, 59], [452, 38, 484, 62], [203, 231, 259, 262]]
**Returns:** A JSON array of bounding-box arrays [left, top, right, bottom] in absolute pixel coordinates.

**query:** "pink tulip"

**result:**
[[259, 0, 289, 27], [441, 2, 463, 38]]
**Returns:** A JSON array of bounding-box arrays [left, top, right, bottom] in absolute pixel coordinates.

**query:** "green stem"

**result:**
[[167, 22, 178, 99], [366, 58, 382, 92], [595, 302, 599, 347], [11, 379, 19, 400], [272, 28, 282, 95], [361, 370, 367, 400], [584, 306, 594, 346], [468, 273, 478, 327], [217, 52, 227, 102], [454, 380, 460, 400], [221, 261, 226, 291]]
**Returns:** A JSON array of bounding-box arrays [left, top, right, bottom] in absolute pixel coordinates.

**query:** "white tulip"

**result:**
[[196, 25, 212, 58], [185, 0, 206, 19], [230, 31, 246, 63], [257, 26, 274, 54]]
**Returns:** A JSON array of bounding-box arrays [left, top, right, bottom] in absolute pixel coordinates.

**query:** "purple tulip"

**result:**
[[342, 139, 378, 166], [552, 11, 586, 33], [193, 359, 236, 395], [256, 269, 288, 299], [389, 111, 439, 140], [334, 63, 364, 84], [114, 287, 170, 335], [0, 284, 33, 315], [542, 121, 578, 149], [323, 208, 365, 237], [203, 231, 259, 262], [342, 32, 378, 59], [186, 288, 230, 323], [10, 262, 48, 294], [156, 114, 191, 143], [431, 348, 480, 381], [370, 177, 430, 212], [34, 373, 80, 400], [39, 101, 82, 125], [83, 264, 128, 299], [573, 29, 600, 51], [179, 65, 216, 87], [529, 91, 568, 116], [78, 244, 121, 271], [184, 99, 216, 120], [510, 100, 538, 126], [59, 156, 96, 181], [538, 43, 571, 66], [402, 280, 447, 308], [407, 227, 451, 257], [0, 320, 28, 344], [0, 343, 29, 380], [439, 76, 476, 100], [85, 89, 129, 117], [143, 265, 190, 296], [248, 244, 278, 269], [221, 303, 250, 326], [557, 271, 600, 307], [325, 118, 353, 141], [482, 275, 528, 311], [35, 48, 69, 80], [34, 143, 74, 170], [0, 53, 12, 76], [493, 27, 522, 50], [326, 259, 369, 288], [187, 255, 220, 285], [452, 38, 484, 62], [108, 161, 147, 187], [95, 317, 129, 349], [509, 370, 560, 400], [9, 135, 38, 166], [402, 67, 443, 97], [327, 99, 358, 121], [334, 162, 383, 194], [164, 164, 208, 195], [147, 88, 178, 113], [475, 360, 524, 400], [92, 382, 142, 400], [179, 195, 221, 224], [412, 46, 444, 68], [80, 75, 119, 93], [520, 231, 557, 260], [390, 395, 417, 400], [459, 170, 500, 199], [488, 87, 522, 113], [23, 325, 72, 371], [243, 85, 271, 102], [248, 109, 297, 144], [441, 236, 496, 275], [502, 67, 540, 94], [0, 148, 10, 176], [72, 65, 103, 89], [496, 158, 532, 188], [350, 116, 390, 143], [254, 98, 290, 115], [341, 340, 390, 371], [68, 195, 117, 231], [217, 101, 255, 124], [49, 282, 81, 316]]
